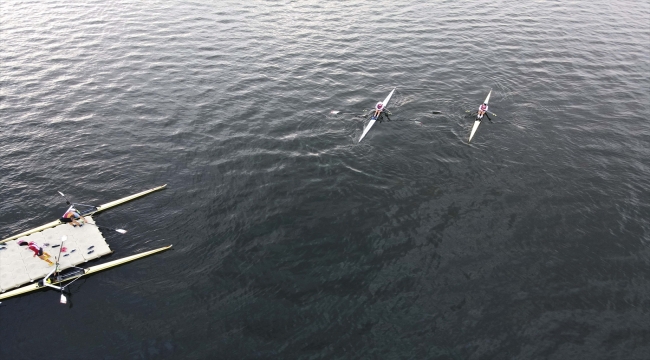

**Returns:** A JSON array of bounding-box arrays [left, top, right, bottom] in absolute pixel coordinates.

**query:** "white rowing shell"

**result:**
[[359, 88, 396, 143], [468, 89, 492, 143]]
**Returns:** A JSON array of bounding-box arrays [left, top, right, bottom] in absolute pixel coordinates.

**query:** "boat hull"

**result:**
[[0, 185, 167, 244], [468, 120, 481, 142]]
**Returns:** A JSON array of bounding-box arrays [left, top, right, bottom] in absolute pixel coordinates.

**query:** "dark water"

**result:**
[[1, 0, 649, 358]]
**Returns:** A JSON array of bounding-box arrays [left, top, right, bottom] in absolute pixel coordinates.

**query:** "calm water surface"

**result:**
[[1, 0, 649, 359]]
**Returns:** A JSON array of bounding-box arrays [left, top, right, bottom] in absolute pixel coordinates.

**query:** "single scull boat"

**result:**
[[468, 89, 492, 143], [359, 88, 396, 143], [0, 245, 172, 301], [0, 184, 167, 244]]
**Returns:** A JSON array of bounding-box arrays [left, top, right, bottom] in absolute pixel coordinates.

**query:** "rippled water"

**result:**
[[1, 0, 649, 358]]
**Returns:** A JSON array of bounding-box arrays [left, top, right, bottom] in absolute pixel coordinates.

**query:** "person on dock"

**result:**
[[61, 207, 87, 227], [17, 240, 54, 266], [478, 103, 488, 119]]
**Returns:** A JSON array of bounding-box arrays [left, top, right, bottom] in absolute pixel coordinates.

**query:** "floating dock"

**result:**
[[0, 185, 170, 301], [0, 217, 111, 293]]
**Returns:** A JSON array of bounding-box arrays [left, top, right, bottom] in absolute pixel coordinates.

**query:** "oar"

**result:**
[[55, 236, 68, 304], [57, 191, 71, 205], [466, 110, 497, 116], [57, 191, 97, 208], [391, 119, 424, 123], [85, 222, 127, 234]]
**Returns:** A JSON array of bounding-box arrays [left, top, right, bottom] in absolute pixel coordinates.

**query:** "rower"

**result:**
[[478, 103, 488, 119], [371, 102, 384, 120], [61, 207, 87, 227], [18, 240, 54, 266]]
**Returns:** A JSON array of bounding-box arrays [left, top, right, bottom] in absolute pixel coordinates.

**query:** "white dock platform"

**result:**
[[0, 216, 112, 293]]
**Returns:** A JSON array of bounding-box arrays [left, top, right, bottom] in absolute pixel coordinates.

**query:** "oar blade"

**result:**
[[115, 229, 127, 234]]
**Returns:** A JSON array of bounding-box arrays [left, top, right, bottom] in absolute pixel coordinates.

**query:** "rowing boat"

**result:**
[[0, 245, 172, 300], [359, 88, 396, 143], [0, 184, 167, 244], [468, 89, 492, 143]]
